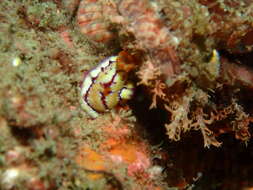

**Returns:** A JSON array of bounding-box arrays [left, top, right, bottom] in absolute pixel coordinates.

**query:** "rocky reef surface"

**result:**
[[1, 0, 253, 189]]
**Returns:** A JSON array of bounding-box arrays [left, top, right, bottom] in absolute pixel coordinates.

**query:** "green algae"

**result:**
[[0, 0, 98, 128], [0, 0, 116, 189], [26, 0, 68, 29]]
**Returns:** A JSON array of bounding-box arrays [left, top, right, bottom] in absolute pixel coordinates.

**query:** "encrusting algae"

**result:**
[[1, 0, 253, 189]]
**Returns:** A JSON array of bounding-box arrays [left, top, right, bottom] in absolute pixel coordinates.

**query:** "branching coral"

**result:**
[[163, 87, 222, 148], [112, 0, 253, 147], [136, 60, 161, 87]]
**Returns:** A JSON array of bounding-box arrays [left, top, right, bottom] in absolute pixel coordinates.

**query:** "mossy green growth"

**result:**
[[0, 0, 98, 128], [25, 0, 68, 29], [0, 0, 142, 189]]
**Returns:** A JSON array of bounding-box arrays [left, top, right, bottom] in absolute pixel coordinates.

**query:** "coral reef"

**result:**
[[113, 0, 253, 147], [1, 0, 253, 189]]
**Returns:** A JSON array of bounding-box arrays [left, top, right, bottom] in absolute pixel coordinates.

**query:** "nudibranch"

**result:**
[[80, 52, 135, 118]]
